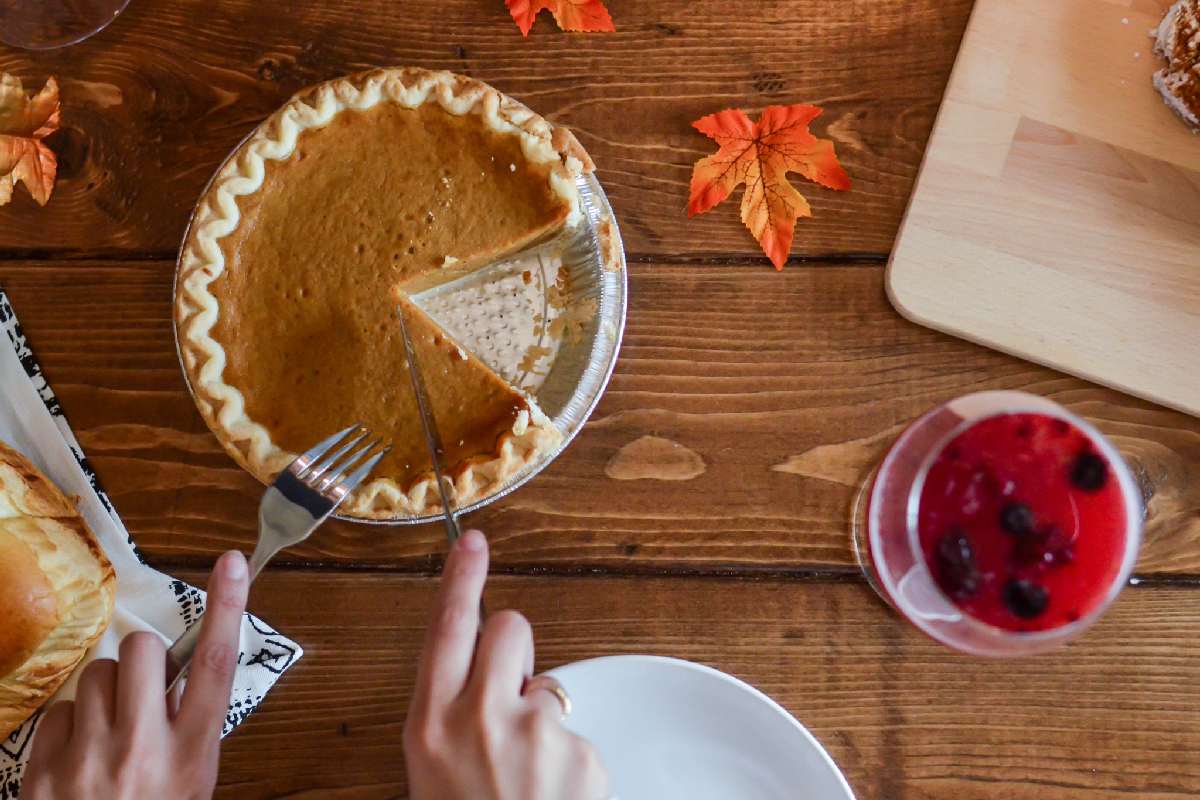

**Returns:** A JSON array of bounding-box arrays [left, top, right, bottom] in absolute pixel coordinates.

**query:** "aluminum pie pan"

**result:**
[[173, 168, 628, 526]]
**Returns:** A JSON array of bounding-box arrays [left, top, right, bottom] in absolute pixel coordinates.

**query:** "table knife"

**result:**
[[395, 306, 463, 547]]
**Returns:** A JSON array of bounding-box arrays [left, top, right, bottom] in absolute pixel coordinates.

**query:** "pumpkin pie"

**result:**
[[175, 68, 594, 518]]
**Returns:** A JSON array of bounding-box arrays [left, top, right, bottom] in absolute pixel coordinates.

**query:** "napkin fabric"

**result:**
[[0, 287, 302, 799]]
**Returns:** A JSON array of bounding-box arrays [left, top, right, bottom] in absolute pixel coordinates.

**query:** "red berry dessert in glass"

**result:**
[[853, 391, 1142, 656]]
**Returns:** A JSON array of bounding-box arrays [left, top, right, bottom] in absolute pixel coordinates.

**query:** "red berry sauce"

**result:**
[[916, 413, 1128, 632]]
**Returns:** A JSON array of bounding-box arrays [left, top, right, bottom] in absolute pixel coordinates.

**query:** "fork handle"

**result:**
[[165, 622, 203, 693], [165, 543, 276, 694]]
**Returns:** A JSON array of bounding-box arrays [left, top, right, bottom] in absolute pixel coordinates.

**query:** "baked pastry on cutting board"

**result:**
[[0, 440, 115, 737], [1154, 0, 1200, 129]]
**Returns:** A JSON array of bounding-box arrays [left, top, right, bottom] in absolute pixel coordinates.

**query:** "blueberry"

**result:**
[[1070, 452, 1108, 492], [935, 530, 981, 598], [999, 503, 1035, 537], [1011, 536, 1043, 566], [1003, 579, 1049, 619], [1011, 523, 1075, 569]]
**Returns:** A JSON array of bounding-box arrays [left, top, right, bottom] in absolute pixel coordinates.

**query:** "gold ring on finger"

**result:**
[[523, 673, 572, 720]]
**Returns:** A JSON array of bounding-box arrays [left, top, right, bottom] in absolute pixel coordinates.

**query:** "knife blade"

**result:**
[[396, 306, 463, 546]]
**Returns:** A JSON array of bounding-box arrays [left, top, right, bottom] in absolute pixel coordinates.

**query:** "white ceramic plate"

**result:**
[[547, 656, 856, 800]]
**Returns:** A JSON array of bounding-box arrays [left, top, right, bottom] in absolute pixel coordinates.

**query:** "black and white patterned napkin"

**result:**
[[0, 288, 302, 799]]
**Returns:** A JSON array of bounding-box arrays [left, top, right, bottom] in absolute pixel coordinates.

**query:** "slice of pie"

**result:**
[[175, 68, 595, 519], [1154, 0, 1200, 130]]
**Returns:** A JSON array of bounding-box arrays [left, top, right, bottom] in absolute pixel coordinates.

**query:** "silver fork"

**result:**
[[165, 424, 389, 693]]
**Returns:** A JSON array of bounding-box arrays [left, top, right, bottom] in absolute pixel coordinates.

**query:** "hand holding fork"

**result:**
[[165, 425, 388, 691]]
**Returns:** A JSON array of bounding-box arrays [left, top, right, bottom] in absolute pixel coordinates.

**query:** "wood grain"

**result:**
[[0, 0, 972, 261], [4, 259, 1199, 575], [888, 0, 1200, 417], [201, 569, 1200, 799], [0, 3, 1195, 798]]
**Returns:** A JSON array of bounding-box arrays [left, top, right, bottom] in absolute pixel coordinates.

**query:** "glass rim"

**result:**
[[0, 0, 132, 51]]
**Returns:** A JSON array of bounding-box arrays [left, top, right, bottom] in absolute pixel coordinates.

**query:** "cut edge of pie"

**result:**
[[175, 68, 593, 518]]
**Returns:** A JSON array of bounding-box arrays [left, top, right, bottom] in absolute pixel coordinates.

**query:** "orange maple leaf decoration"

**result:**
[[0, 73, 60, 208], [688, 105, 850, 270], [506, 0, 615, 36]]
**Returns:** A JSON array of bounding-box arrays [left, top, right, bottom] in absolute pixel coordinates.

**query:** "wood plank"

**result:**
[[201, 569, 1200, 799], [4, 258, 1199, 575], [0, 0, 972, 260]]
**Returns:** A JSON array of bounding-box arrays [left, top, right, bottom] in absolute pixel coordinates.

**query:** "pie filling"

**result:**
[[202, 90, 576, 512]]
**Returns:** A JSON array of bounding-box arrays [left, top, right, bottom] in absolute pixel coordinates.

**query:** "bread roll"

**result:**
[[0, 440, 115, 738]]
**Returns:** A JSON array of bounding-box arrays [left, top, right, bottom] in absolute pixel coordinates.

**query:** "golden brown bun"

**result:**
[[0, 535, 58, 678], [0, 440, 115, 738]]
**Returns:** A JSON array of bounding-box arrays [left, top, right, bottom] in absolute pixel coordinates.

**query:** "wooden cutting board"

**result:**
[[888, 0, 1200, 415]]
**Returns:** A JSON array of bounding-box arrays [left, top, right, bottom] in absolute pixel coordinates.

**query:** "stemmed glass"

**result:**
[[0, 0, 131, 50]]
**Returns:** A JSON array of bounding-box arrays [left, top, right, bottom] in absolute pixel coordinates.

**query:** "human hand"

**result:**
[[24, 550, 250, 800], [404, 530, 610, 800]]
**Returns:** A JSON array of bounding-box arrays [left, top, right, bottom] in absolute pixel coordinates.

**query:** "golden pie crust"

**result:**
[[176, 68, 593, 518]]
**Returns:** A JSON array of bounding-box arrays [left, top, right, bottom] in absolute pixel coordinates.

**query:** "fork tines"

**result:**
[[293, 424, 391, 498]]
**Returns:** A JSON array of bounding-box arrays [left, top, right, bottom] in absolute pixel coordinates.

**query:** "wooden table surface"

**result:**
[[2, 1, 1198, 797]]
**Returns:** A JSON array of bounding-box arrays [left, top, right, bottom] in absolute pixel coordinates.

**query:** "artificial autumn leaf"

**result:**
[[688, 104, 850, 270], [506, 0, 615, 36], [0, 73, 59, 207]]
